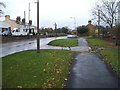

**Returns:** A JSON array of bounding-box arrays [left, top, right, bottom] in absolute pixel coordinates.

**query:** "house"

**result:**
[[3, 15, 37, 34], [86, 20, 97, 36], [71, 30, 77, 35], [3, 15, 24, 30]]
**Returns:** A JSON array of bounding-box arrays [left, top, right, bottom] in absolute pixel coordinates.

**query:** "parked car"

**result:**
[[12, 28, 28, 36], [2, 31, 12, 36]]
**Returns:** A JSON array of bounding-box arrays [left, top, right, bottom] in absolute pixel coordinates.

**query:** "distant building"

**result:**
[[86, 20, 97, 36]]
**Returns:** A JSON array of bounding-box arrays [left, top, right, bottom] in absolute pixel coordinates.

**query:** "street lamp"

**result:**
[[70, 17, 76, 30], [54, 22, 57, 36], [28, 0, 40, 53], [28, 2, 35, 34]]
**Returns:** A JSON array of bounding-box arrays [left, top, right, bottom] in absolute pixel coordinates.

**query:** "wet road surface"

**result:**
[[1, 37, 91, 57], [1, 36, 68, 57], [64, 53, 118, 88]]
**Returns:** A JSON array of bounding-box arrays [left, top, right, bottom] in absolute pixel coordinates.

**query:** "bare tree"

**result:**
[[0, 2, 6, 17], [92, 0, 120, 28]]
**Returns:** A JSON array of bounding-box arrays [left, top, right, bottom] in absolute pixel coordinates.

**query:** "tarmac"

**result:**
[[64, 38, 119, 89]]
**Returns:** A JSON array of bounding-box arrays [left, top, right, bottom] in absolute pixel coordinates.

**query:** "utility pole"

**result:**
[[37, 0, 40, 53], [70, 17, 76, 30], [28, 3, 30, 23], [98, 6, 100, 38], [55, 22, 57, 36], [24, 11, 26, 21], [28, 3, 31, 34], [24, 11, 26, 29]]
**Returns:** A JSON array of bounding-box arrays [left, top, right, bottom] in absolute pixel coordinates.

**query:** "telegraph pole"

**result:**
[[28, 3, 30, 23], [70, 17, 76, 30], [28, 3, 31, 34], [98, 6, 100, 38], [37, 0, 40, 53]]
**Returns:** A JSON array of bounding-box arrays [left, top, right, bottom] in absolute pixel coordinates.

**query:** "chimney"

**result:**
[[29, 20, 32, 25], [16, 16, 21, 24], [88, 20, 92, 24], [22, 18, 25, 24], [5, 15, 10, 20]]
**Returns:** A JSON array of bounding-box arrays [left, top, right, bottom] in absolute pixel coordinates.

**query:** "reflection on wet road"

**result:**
[[1, 36, 68, 57], [1, 37, 91, 57]]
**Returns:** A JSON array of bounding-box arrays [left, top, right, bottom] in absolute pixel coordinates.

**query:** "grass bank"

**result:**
[[48, 39, 78, 47], [2, 49, 74, 88]]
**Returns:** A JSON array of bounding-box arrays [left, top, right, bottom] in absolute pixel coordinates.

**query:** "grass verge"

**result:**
[[99, 49, 119, 76], [2, 49, 74, 88], [87, 38, 113, 47], [48, 39, 78, 47], [87, 37, 119, 77]]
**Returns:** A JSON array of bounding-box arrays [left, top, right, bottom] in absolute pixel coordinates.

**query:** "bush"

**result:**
[[77, 26, 89, 35]]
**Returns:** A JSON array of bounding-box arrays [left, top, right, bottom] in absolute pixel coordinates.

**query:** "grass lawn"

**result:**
[[2, 49, 74, 88], [87, 38, 113, 47], [48, 39, 78, 47], [99, 49, 120, 76]]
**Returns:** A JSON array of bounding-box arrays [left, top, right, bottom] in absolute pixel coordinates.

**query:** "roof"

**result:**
[[10, 19, 29, 25]]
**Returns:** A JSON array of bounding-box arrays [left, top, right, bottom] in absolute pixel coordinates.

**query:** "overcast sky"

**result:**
[[1, 0, 97, 29]]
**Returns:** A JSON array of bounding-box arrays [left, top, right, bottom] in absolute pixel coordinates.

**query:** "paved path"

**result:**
[[71, 38, 91, 52], [64, 38, 118, 88]]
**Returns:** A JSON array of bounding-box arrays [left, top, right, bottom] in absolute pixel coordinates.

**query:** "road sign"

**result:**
[[95, 29, 98, 33]]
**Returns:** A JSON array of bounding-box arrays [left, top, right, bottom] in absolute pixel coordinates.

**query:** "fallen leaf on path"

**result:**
[[43, 69, 46, 72], [64, 78, 67, 81], [33, 76, 37, 78], [47, 79, 51, 82], [17, 86, 23, 88], [48, 84, 52, 87]]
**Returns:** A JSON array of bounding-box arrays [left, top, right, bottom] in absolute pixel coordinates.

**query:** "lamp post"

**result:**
[[29, 0, 40, 53], [70, 17, 76, 30], [36, 0, 40, 53], [54, 22, 57, 36], [28, 2, 34, 34]]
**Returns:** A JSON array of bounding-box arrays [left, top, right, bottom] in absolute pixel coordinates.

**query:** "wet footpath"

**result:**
[[64, 38, 119, 88]]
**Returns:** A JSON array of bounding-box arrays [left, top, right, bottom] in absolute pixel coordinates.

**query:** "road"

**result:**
[[1, 36, 68, 57]]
